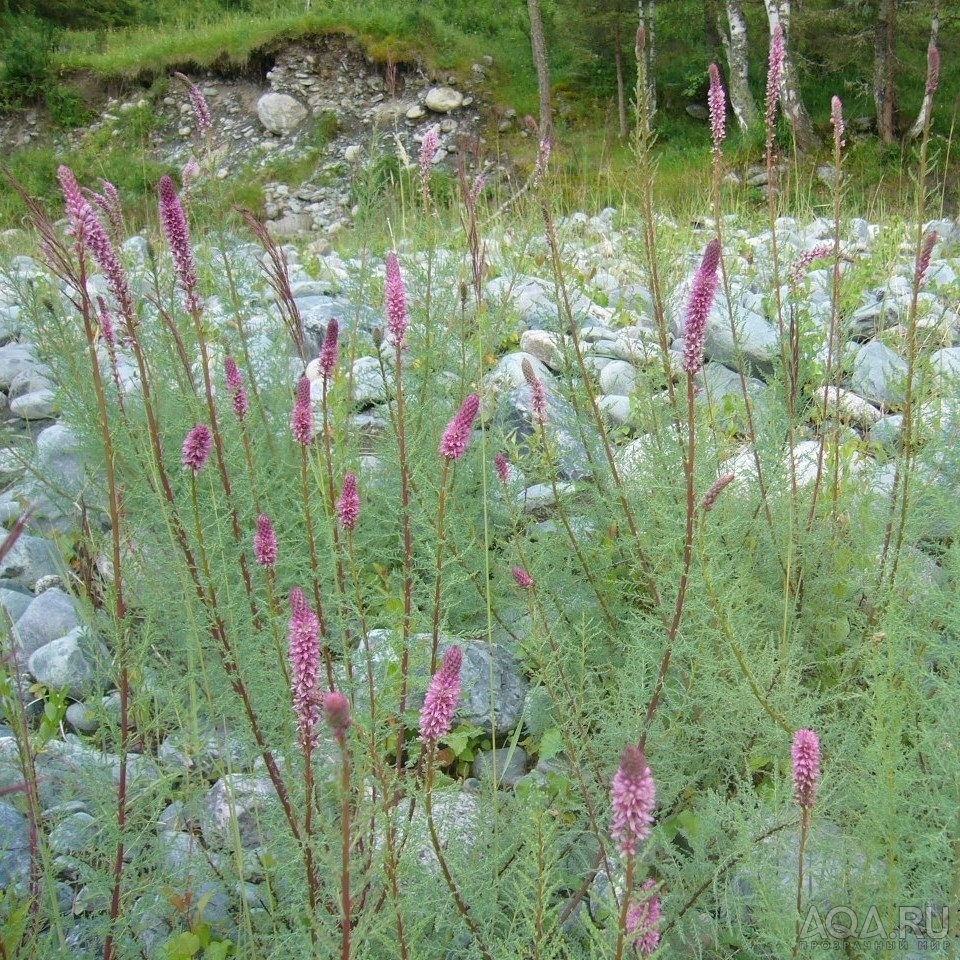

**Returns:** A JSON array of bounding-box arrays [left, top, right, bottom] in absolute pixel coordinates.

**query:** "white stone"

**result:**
[[425, 87, 463, 114], [256, 92, 308, 135]]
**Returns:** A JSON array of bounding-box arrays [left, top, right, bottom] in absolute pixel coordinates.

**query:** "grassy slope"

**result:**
[[0, 0, 958, 230]]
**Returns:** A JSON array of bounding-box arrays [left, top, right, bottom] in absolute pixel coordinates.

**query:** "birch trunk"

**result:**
[[527, 0, 554, 141], [638, 0, 657, 118], [720, 0, 759, 132], [906, 6, 940, 141], [874, 0, 899, 144], [615, 13, 628, 139], [764, 0, 822, 152]]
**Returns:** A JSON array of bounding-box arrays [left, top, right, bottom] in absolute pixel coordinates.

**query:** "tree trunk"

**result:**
[[764, 0, 822, 152], [906, 5, 940, 140], [638, 0, 657, 118], [720, 0, 759, 132], [527, 0, 553, 142], [615, 12, 628, 139], [874, 0, 899, 143]]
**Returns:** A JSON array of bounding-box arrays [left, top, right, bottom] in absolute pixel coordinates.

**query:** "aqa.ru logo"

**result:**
[[800, 905, 952, 944]]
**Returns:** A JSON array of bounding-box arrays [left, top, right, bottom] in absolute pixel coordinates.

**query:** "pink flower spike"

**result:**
[[291, 376, 314, 445], [323, 689, 351, 741], [626, 880, 661, 957], [494, 452, 510, 484], [182, 424, 212, 474], [96, 296, 116, 349], [254, 514, 278, 568], [439, 393, 481, 461], [420, 645, 463, 744], [158, 175, 202, 314], [289, 587, 322, 740], [916, 231, 937, 287], [57, 166, 137, 328], [385, 252, 409, 347], [610, 745, 655, 857], [792, 728, 821, 811], [522, 358, 548, 425], [512, 567, 534, 589], [830, 96, 845, 151], [336, 473, 360, 531], [419, 124, 440, 189], [700, 472, 735, 512], [176, 72, 213, 139], [319, 318, 340, 379], [708, 63, 726, 154], [681, 239, 722, 374], [224, 356, 242, 392]]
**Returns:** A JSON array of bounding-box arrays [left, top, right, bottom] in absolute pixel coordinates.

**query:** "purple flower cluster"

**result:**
[[57, 166, 136, 328], [420, 646, 463, 744], [830, 96, 846, 151], [224, 356, 248, 421], [254, 514, 278, 568], [158, 175, 202, 315], [322, 689, 351, 742], [176, 72, 213, 139], [494, 453, 510, 484], [792, 728, 821, 811], [336, 473, 360, 531], [319, 318, 340, 380], [700, 472, 735, 513], [512, 567, 534, 589], [765, 23, 785, 139], [708, 63, 726, 154], [182, 424, 212, 474], [439, 394, 480, 461], [419, 125, 439, 191], [289, 587, 322, 740], [385, 253, 408, 347], [610, 746, 656, 858], [916, 231, 938, 288], [681, 239, 722, 375], [291, 376, 314, 446], [626, 880, 661, 957]]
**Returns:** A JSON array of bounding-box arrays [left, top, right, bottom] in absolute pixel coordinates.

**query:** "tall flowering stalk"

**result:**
[[708, 63, 726, 159], [611, 746, 657, 960], [57, 166, 137, 331], [419, 647, 492, 958], [383, 253, 415, 750], [880, 41, 942, 589], [642, 240, 721, 747], [765, 24, 785, 156], [158, 174, 202, 316], [175, 72, 213, 142], [288, 587, 323, 929], [419, 124, 439, 207], [791, 729, 821, 959], [431, 394, 481, 669], [322, 690, 354, 960]]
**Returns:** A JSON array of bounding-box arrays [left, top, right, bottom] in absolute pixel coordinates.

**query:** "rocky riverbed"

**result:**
[[0, 202, 958, 955]]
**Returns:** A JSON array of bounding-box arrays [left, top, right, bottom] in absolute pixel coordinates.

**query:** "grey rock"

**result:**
[[199, 775, 278, 850], [256, 92, 308, 134], [442, 637, 528, 737], [519, 329, 564, 370], [929, 347, 960, 392], [471, 746, 528, 788], [9, 389, 58, 420], [518, 482, 576, 514], [49, 811, 98, 857], [425, 87, 463, 113], [158, 718, 259, 778], [15, 588, 80, 656], [27, 626, 111, 700], [0, 586, 33, 623], [598, 359, 637, 395], [496, 382, 592, 481], [0, 342, 37, 390], [849, 340, 908, 407], [400, 789, 481, 872], [349, 354, 390, 407], [65, 701, 99, 733], [596, 394, 633, 427], [0, 534, 62, 588], [0, 801, 30, 887]]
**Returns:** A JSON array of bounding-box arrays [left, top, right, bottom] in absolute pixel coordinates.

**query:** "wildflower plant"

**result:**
[[4, 39, 958, 959]]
